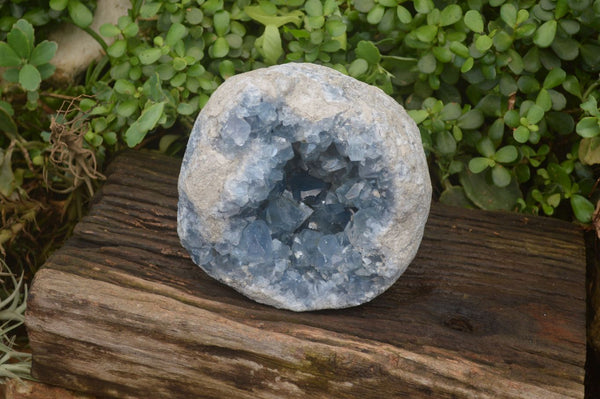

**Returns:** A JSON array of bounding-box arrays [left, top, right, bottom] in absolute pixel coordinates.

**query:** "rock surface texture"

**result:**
[[178, 63, 431, 311]]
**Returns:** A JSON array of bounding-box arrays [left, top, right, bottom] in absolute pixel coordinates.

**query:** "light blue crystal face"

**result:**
[[178, 64, 431, 311]]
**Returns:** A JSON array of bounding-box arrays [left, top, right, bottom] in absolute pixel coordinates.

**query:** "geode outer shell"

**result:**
[[177, 63, 431, 311]]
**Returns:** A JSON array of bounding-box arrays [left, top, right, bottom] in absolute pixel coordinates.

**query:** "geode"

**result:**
[[177, 63, 431, 311]]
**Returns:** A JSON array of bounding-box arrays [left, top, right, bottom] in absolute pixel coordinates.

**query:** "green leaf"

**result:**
[[457, 109, 484, 129], [504, 110, 520, 128], [353, 0, 374, 12], [517, 75, 540, 94], [166, 23, 187, 47], [106, 40, 126, 58], [326, 20, 346, 37], [469, 157, 492, 173], [576, 117, 600, 138], [439, 186, 475, 208], [7, 22, 33, 59], [555, 0, 569, 18], [305, 0, 323, 16], [460, 57, 474, 73], [218, 59, 235, 79], [500, 3, 517, 25], [138, 48, 162, 64], [114, 79, 136, 95], [439, 103, 462, 121], [562, 75, 582, 98], [435, 131, 456, 155], [414, 25, 437, 43], [543, 67, 566, 89], [367, 4, 385, 24], [526, 104, 545, 124], [507, 49, 524, 74], [261, 25, 282, 64], [417, 52, 436, 74], [159, 134, 180, 153], [124, 102, 165, 147], [491, 165, 512, 187], [581, 44, 600, 70], [116, 100, 138, 117], [581, 96, 599, 116], [440, 4, 462, 26], [142, 73, 165, 101], [432, 46, 452, 63], [49, 0, 68, 11], [140, 2, 162, 18], [414, 0, 434, 14], [244, 6, 303, 28], [30, 40, 57, 66], [464, 10, 484, 33], [533, 20, 557, 48], [0, 148, 15, 197], [459, 168, 521, 211], [513, 126, 530, 143], [37, 63, 55, 79], [476, 137, 495, 157], [493, 30, 513, 52], [546, 111, 574, 135], [407, 109, 428, 124], [210, 36, 229, 58], [348, 58, 368, 77], [571, 195, 594, 223], [68, 0, 94, 28], [536, 89, 552, 111], [186, 8, 204, 25], [0, 106, 17, 135], [0, 42, 21, 67], [475, 35, 493, 52], [494, 145, 518, 163], [485, 119, 503, 144], [579, 137, 600, 165], [100, 23, 121, 38], [18, 63, 41, 91], [355, 41, 380, 65], [396, 5, 412, 24], [122, 23, 139, 38], [552, 36, 579, 61], [547, 163, 571, 191], [450, 41, 469, 58], [213, 11, 230, 36]]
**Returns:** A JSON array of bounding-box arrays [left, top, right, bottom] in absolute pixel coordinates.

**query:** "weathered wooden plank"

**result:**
[[4, 379, 95, 399], [25, 150, 586, 398]]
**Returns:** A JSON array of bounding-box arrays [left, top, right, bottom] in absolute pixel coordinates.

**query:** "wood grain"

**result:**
[[25, 151, 586, 398]]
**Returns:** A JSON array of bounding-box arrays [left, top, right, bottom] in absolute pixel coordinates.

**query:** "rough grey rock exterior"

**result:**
[[178, 63, 431, 311]]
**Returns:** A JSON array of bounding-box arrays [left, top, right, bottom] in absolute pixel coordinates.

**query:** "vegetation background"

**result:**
[[0, 0, 598, 385]]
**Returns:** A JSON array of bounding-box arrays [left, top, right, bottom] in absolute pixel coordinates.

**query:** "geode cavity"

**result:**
[[177, 63, 431, 311]]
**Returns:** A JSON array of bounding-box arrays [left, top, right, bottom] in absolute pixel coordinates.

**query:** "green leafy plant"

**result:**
[[71, 0, 599, 222], [0, 260, 31, 381], [0, 0, 96, 40], [0, 19, 56, 108], [49, 0, 94, 28]]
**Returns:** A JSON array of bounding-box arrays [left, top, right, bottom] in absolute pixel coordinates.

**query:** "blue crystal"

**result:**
[[264, 190, 313, 239], [234, 220, 273, 263], [288, 172, 329, 204], [305, 204, 352, 234]]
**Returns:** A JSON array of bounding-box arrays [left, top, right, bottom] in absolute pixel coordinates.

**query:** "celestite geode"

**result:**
[[177, 63, 431, 311]]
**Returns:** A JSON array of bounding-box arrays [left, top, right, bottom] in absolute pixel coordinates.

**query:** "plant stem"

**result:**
[[582, 80, 600, 101], [82, 27, 109, 52]]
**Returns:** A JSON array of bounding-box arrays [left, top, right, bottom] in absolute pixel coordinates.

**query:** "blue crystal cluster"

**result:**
[[178, 64, 430, 311]]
